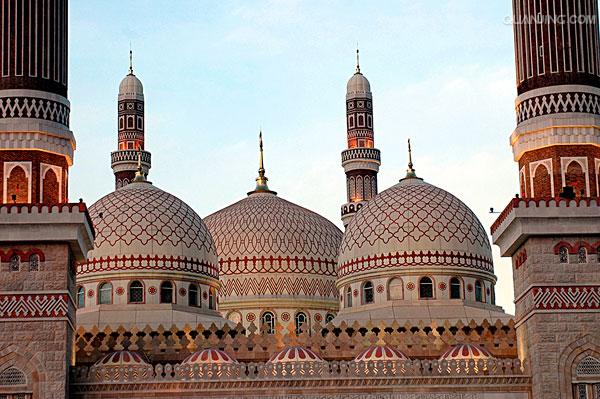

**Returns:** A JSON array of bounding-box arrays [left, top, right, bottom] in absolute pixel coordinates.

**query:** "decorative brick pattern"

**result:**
[[0, 96, 70, 126], [532, 286, 600, 310], [0, 293, 68, 319], [516, 91, 600, 124]]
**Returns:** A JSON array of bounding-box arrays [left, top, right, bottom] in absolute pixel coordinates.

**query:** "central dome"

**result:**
[[338, 177, 493, 279], [205, 190, 343, 327]]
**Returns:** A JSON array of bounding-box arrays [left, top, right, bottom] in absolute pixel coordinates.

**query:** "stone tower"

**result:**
[[111, 52, 150, 189], [341, 50, 381, 228], [0, 0, 94, 397], [493, 1, 600, 397]]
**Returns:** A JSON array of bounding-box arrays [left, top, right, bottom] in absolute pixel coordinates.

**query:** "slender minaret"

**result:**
[[0, 0, 72, 203], [493, 2, 600, 398], [340, 49, 381, 227], [111, 51, 151, 189]]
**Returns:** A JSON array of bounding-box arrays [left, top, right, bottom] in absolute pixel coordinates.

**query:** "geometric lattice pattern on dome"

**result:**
[[577, 356, 600, 376], [341, 181, 490, 253], [205, 193, 342, 266], [339, 179, 492, 271], [90, 184, 216, 255], [0, 367, 26, 386]]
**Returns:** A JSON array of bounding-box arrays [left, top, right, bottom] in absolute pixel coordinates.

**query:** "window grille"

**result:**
[[0, 367, 26, 386]]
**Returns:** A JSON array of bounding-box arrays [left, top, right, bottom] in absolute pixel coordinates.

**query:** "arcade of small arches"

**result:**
[[0, 249, 44, 273], [225, 309, 336, 335], [519, 152, 600, 198], [340, 274, 496, 309], [555, 241, 600, 264], [1, 161, 64, 204], [76, 279, 217, 310]]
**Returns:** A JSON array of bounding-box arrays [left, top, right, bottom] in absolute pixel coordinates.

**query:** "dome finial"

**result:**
[[132, 148, 147, 183], [249, 130, 276, 195], [129, 44, 134, 75], [401, 138, 420, 181], [355, 46, 361, 74]]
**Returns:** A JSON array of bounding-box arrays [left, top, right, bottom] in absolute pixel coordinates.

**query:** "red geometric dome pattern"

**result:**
[[83, 182, 218, 278], [182, 349, 237, 365], [338, 178, 493, 278], [354, 345, 409, 362], [267, 346, 324, 363], [94, 350, 149, 366], [205, 192, 342, 299], [439, 344, 493, 361]]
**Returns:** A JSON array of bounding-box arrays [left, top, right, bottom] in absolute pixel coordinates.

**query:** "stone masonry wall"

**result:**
[[513, 236, 600, 398]]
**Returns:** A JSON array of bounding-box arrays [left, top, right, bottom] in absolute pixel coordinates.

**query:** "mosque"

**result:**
[[0, 1, 599, 398]]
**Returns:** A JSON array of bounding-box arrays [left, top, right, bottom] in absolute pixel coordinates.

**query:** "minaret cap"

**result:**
[[356, 47, 361, 74], [401, 139, 422, 181], [248, 131, 277, 195]]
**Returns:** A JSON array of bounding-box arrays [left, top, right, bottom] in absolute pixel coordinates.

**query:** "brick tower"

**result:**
[[341, 50, 381, 228], [493, 1, 600, 398], [111, 52, 150, 189], [0, 1, 94, 397]]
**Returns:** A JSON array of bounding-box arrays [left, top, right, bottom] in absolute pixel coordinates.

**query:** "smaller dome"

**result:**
[[346, 73, 371, 99], [268, 346, 324, 363], [439, 344, 493, 361], [94, 350, 149, 367], [182, 349, 237, 365], [119, 73, 144, 101], [354, 345, 409, 362]]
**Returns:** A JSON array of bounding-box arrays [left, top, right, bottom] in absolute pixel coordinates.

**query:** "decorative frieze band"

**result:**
[[0, 293, 69, 319], [341, 148, 381, 164], [516, 91, 600, 125], [219, 256, 337, 277], [337, 250, 494, 279], [111, 150, 152, 165], [0, 96, 70, 127], [77, 255, 219, 279], [532, 286, 600, 310], [220, 275, 337, 298]]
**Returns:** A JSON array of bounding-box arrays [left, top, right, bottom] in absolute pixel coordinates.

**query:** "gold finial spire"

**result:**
[[248, 130, 276, 195], [132, 148, 146, 183], [129, 46, 134, 75], [403, 138, 419, 180], [356, 47, 361, 74]]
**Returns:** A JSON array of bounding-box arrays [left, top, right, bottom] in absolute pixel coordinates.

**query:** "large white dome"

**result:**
[[80, 181, 218, 279], [337, 177, 493, 282]]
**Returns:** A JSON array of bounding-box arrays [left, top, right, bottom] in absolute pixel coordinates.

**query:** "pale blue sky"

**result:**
[[68, 1, 519, 313]]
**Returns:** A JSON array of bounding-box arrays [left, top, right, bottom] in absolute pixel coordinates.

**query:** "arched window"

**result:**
[[98, 282, 112, 305], [295, 312, 307, 335], [160, 281, 173, 304], [419, 277, 433, 299], [559, 246, 569, 263], [597, 248, 600, 263], [345, 286, 352, 308], [0, 366, 26, 386], [388, 277, 403, 300], [325, 313, 335, 324], [475, 280, 484, 302], [77, 286, 85, 309], [261, 311, 275, 334], [573, 356, 600, 398], [363, 281, 374, 304], [208, 287, 216, 310], [129, 281, 144, 303], [578, 247, 588, 263], [358, 114, 364, 126], [450, 277, 462, 299], [188, 284, 199, 307], [9, 255, 20, 272], [491, 285, 496, 305], [29, 253, 40, 271]]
